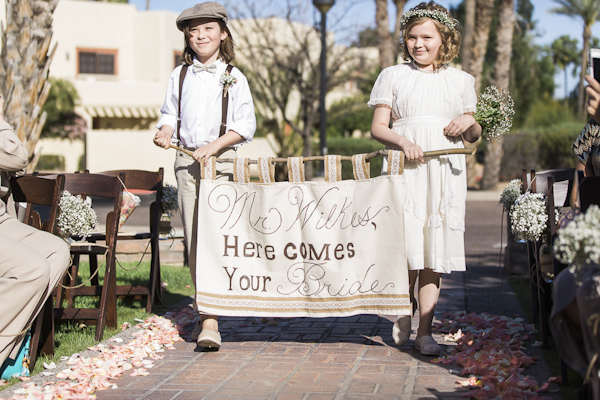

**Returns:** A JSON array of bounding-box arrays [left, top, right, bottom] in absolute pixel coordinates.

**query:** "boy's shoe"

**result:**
[[392, 315, 411, 345], [197, 329, 221, 349], [191, 321, 203, 341], [414, 335, 441, 355]]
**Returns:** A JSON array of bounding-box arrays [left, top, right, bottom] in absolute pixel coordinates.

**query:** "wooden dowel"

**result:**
[[169, 145, 476, 164]]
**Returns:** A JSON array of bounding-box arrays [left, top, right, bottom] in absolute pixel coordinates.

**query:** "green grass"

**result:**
[[29, 261, 194, 375], [508, 275, 584, 400]]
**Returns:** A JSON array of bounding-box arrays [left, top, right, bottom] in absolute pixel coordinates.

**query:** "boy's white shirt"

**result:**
[[157, 58, 257, 149]]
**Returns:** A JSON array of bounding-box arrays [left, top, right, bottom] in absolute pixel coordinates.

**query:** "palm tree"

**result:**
[[551, 0, 600, 120], [470, 0, 495, 94], [551, 35, 580, 101], [375, 0, 395, 69], [480, 0, 515, 190], [0, 0, 59, 172]]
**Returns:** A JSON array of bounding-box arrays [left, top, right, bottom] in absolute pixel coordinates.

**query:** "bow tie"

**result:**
[[192, 62, 217, 74]]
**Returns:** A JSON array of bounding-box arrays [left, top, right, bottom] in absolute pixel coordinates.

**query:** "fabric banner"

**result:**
[[195, 174, 411, 318]]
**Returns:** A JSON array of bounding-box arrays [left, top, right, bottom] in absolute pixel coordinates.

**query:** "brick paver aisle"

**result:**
[[2, 193, 560, 400], [94, 271, 467, 400]]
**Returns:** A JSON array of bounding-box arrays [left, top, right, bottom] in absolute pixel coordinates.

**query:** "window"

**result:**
[[77, 49, 117, 75]]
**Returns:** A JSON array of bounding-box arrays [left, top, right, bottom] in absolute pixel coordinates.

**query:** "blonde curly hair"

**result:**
[[399, 1, 461, 69]]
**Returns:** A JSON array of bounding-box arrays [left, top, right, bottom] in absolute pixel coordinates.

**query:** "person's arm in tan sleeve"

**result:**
[[0, 94, 27, 172]]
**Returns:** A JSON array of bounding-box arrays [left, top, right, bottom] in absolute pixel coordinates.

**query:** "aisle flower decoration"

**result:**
[[160, 184, 179, 215], [57, 191, 98, 239], [553, 204, 600, 270], [510, 192, 553, 243], [499, 178, 522, 212], [474, 85, 515, 140]]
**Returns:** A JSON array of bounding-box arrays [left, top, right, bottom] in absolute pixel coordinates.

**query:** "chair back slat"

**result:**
[[11, 174, 65, 235], [62, 173, 122, 199], [96, 169, 163, 191]]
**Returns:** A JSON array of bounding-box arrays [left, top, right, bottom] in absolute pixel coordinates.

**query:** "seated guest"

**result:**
[[550, 75, 600, 399], [573, 75, 600, 182], [0, 94, 70, 372]]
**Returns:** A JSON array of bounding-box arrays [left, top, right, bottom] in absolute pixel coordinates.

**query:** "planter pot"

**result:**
[[159, 213, 172, 235]]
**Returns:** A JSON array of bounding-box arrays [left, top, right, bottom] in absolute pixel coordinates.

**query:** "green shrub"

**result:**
[[37, 154, 65, 171], [325, 137, 385, 180], [523, 97, 578, 129], [536, 122, 581, 170], [499, 122, 582, 180]]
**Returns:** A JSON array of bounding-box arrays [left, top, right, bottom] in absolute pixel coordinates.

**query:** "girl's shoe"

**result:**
[[197, 329, 221, 349], [392, 315, 411, 345], [414, 335, 441, 355]]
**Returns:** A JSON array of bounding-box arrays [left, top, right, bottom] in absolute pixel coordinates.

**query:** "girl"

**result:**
[[368, 1, 481, 355], [153, 2, 257, 349]]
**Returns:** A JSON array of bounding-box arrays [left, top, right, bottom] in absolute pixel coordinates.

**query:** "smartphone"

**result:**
[[589, 48, 600, 82]]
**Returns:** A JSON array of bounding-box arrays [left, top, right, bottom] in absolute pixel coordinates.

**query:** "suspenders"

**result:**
[[176, 63, 234, 142]]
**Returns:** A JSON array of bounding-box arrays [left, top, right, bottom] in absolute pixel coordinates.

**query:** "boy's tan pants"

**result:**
[[174, 148, 236, 290]]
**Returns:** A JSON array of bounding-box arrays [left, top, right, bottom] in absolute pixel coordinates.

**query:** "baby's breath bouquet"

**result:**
[[554, 205, 600, 270], [500, 179, 522, 212], [510, 193, 551, 242], [57, 190, 98, 239], [161, 184, 179, 216], [474, 85, 515, 140]]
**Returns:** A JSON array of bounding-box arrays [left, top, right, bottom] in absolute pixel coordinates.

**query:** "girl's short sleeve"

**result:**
[[367, 68, 395, 109], [462, 73, 477, 114]]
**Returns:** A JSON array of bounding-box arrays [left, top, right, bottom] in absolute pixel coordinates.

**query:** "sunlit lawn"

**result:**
[[29, 260, 194, 375]]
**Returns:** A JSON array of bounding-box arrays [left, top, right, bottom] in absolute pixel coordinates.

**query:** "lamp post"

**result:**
[[313, 0, 335, 176]]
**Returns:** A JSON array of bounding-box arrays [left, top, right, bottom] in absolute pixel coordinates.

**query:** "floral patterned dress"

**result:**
[[573, 119, 600, 176]]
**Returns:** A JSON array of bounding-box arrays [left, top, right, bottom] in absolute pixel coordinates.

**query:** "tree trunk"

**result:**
[[464, 0, 493, 189], [375, 0, 395, 69], [0, 0, 58, 173], [392, 0, 408, 59], [470, 0, 494, 94], [462, 0, 476, 72], [579, 24, 592, 120], [462, 0, 478, 188], [481, 0, 514, 190]]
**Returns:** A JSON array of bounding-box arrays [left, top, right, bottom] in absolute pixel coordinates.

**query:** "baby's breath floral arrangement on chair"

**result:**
[[510, 192, 557, 244], [500, 179, 522, 212], [474, 85, 515, 140], [554, 204, 600, 275], [57, 190, 98, 240]]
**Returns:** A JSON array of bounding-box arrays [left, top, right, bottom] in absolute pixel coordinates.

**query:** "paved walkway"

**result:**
[[3, 190, 564, 400]]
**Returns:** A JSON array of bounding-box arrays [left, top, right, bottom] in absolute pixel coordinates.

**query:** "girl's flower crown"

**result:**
[[400, 9, 456, 31]]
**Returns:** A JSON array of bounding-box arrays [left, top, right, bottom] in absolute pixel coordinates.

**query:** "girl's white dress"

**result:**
[[368, 63, 477, 274]]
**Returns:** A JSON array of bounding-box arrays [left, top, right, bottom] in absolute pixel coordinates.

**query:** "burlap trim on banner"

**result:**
[[201, 156, 217, 180], [258, 157, 275, 183], [352, 154, 370, 180], [233, 158, 250, 183], [324, 155, 342, 182], [287, 157, 305, 182], [386, 150, 405, 176]]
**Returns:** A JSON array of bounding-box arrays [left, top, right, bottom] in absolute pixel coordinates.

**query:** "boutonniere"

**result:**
[[220, 71, 238, 97]]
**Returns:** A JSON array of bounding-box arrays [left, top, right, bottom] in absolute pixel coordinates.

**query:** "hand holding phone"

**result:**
[[589, 48, 600, 83]]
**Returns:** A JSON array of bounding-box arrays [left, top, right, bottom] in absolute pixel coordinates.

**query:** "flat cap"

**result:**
[[176, 2, 228, 31]]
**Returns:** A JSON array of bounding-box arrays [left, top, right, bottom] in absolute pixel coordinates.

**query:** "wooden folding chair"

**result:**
[[53, 173, 123, 341], [10, 174, 65, 367], [522, 168, 575, 348], [85, 169, 164, 312]]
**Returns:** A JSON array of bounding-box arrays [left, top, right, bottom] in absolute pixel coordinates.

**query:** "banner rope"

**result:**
[[169, 146, 476, 163]]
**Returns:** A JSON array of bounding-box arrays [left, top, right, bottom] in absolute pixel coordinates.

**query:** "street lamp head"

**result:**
[[313, 0, 335, 14]]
